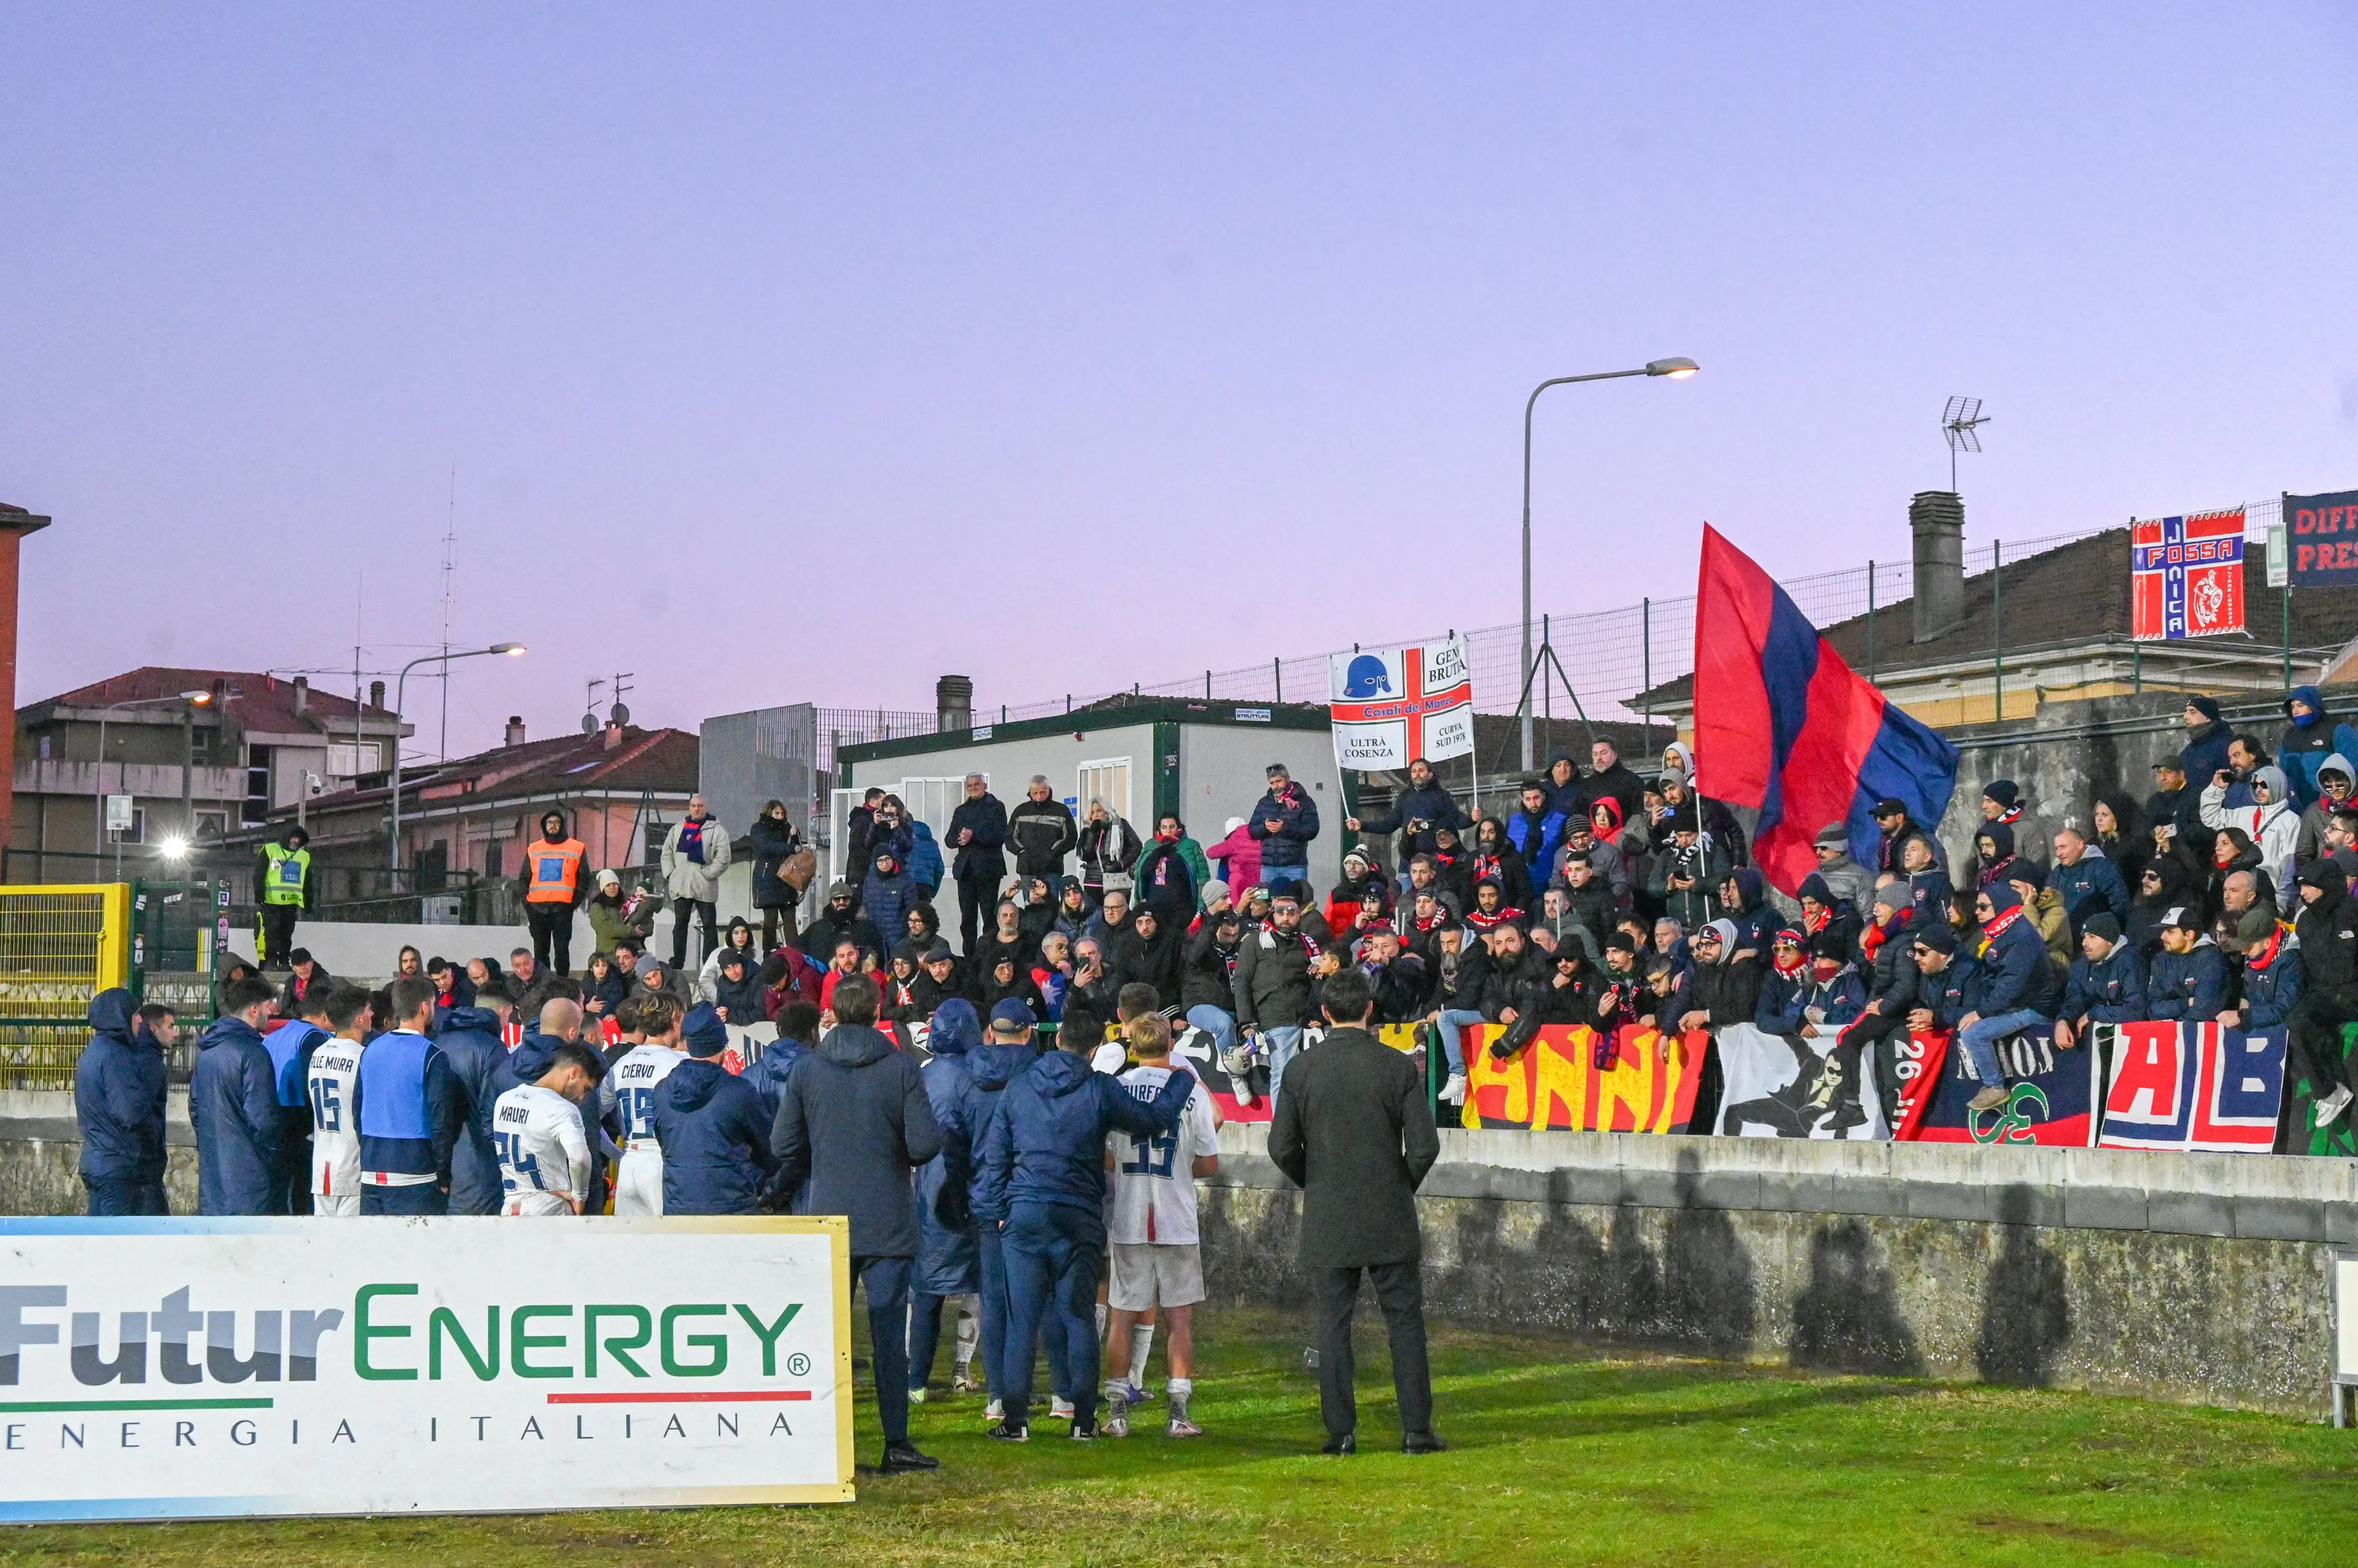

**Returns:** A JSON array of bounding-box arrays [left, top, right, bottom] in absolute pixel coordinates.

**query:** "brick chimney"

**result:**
[[504, 715, 527, 747], [1909, 491, 1966, 643], [936, 674, 974, 732], [0, 505, 52, 854]]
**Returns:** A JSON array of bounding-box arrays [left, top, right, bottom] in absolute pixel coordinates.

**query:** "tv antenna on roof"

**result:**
[[609, 672, 635, 729], [1941, 397, 1989, 493], [582, 678, 607, 735]]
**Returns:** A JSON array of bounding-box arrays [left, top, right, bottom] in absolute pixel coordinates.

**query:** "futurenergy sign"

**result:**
[[0, 1216, 854, 1521]]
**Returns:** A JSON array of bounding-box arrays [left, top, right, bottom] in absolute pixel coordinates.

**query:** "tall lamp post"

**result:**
[[1519, 357, 1698, 772], [388, 644, 525, 872], [91, 690, 211, 862]]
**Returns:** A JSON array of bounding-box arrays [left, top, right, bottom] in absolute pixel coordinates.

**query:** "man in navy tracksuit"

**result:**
[[651, 1004, 779, 1214], [355, 976, 464, 1214], [432, 1001, 512, 1215], [264, 992, 332, 1214], [959, 998, 1045, 1421], [771, 973, 944, 1475], [76, 989, 171, 1215], [190, 976, 287, 1216], [976, 1006, 1196, 1441]]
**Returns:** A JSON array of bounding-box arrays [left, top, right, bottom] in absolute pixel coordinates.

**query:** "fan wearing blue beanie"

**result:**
[[648, 1003, 778, 1216]]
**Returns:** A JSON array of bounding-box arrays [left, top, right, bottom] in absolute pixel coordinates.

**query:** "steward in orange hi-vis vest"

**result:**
[[527, 833, 590, 904]]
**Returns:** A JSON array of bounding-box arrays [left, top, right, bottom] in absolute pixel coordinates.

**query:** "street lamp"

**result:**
[[1518, 357, 1699, 772], [389, 644, 526, 872], [91, 690, 211, 861]]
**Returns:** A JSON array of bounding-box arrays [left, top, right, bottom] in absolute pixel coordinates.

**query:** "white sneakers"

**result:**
[[2317, 1085, 2352, 1128], [1440, 1072, 1467, 1106]]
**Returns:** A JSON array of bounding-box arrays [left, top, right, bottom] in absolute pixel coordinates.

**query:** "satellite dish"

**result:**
[[581, 713, 597, 734], [609, 702, 630, 726]]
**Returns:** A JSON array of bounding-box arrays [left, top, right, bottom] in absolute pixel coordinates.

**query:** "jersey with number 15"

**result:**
[[1108, 1065, 1218, 1246], [306, 1036, 365, 1200]]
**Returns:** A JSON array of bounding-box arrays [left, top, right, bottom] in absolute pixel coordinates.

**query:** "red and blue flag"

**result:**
[[1694, 525, 1959, 896]]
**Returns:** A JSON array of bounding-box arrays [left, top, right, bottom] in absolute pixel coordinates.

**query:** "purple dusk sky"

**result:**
[[4, 6, 2354, 755]]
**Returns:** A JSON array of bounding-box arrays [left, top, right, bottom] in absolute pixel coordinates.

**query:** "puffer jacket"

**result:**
[[652, 1055, 779, 1215], [189, 1015, 282, 1215], [974, 1049, 1193, 1227], [913, 1001, 984, 1296], [75, 990, 167, 1187]]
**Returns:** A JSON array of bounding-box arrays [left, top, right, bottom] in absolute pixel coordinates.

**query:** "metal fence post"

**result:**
[[1641, 597, 1652, 736], [1866, 558, 1877, 683], [1274, 659, 1283, 703], [1992, 540, 2004, 722]]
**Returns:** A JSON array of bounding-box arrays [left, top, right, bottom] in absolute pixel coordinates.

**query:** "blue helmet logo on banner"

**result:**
[[1342, 654, 1393, 698]]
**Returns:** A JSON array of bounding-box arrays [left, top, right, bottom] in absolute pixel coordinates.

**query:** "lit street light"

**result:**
[[91, 689, 211, 867], [388, 644, 526, 871], [1518, 358, 1698, 772]]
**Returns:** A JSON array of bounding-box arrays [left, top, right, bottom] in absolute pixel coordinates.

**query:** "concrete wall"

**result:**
[[1931, 690, 2279, 869], [0, 1090, 198, 1214], [226, 911, 698, 979], [1202, 1124, 2354, 1418]]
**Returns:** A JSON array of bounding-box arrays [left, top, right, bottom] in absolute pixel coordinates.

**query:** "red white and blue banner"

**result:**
[[1899, 1028, 2103, 1146], [2131, 509, 2246, 640], [1693, 526, 1960, 896], [2286, 490, 2358, 588], [2095, 1022, 2284, 1153], [1328, 637, 1475, 770]]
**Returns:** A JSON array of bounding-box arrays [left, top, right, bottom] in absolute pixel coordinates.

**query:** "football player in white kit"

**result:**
[[602, 994, 685, 1216], [496, 1039, 607, 1216], [1102, 1013, 1221, 1437], [305, 985, 374, 1217]]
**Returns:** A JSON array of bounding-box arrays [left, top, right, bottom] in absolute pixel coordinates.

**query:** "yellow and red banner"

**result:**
[[1460, 1023, 1704, 1133]]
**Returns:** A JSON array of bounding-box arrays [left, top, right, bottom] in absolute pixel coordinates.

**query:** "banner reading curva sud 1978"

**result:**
[[0, 1215, 854, 1521]]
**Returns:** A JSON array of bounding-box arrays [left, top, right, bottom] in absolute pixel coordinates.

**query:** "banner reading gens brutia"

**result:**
[[0, 1215, 854, 1522]]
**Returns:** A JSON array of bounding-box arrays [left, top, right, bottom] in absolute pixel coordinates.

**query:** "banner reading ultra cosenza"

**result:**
[[0, 1216, 854, 1522]]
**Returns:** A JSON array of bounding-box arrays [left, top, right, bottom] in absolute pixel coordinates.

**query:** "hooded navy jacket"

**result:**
[[2050, 852, 2131, 937], [432, 1006, 509, 1214], [190, 1014, 282, 1214], [914, 1001, 983, 1295], [975, 1049, 1194, 1235], [955, 1036, 1040, 1222], [746, 1033, 812, 1124], [652, 1055, 779, 1214], [2058, 941, 2147, 1028], [2240, 934, 2305, 1028], [1918, 952, 1985, 1030], [771, 1023, 942, 1257], [2149, 939, 2228, 1021], [1977, 891, 2061, 1018], [76, 990, 167, 1186]]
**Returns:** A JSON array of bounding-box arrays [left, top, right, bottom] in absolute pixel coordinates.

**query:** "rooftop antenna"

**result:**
[[582, 677, 609, 735], [1941, 396, 1989, 493], [609, 672, 636, 728], [438, 466, 456, 760]]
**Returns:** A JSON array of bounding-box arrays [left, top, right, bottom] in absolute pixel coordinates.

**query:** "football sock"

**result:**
[[1167, 1377, 1193, 1421], [1128, 1324, 1155, 1386]]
